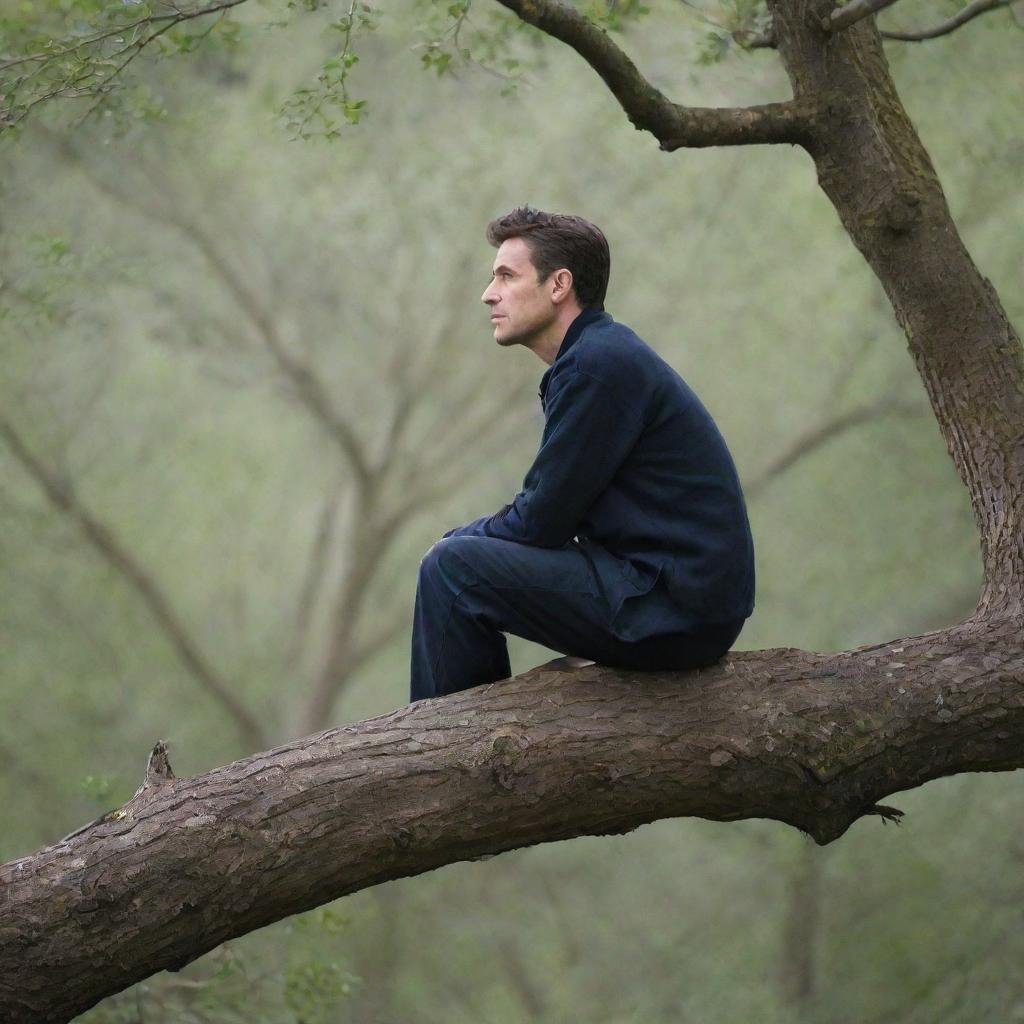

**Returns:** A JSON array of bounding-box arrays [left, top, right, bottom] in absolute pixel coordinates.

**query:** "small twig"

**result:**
[[0, 15, 159, 70], [824, 0, 901, 33], [131, 740, 176, 800], [449, 0, 473, 48], [733, 27, 776, 48], [72, 19, 180, 127], [881, 0, 1012, 40], [3, 0, 248, 129], [676, 0, 724, 30], [745, 396, 923, 500], [1, 0, 247, 70], [866, 803, 904, 825], [56, 741, 177, 846]]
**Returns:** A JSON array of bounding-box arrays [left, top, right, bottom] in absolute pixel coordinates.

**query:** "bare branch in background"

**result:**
[[39, 133, 544, 730], [296, 503, 410, 733], [391, 399, 536, 528], [745, 395, 923, 499], [286, 477, 346, 669], [159, 219, 374, 489], [43, 133, 373, 489], [404, 368, 530, 486], [3, 558, 128, 681], [0, 416, 268, 752]]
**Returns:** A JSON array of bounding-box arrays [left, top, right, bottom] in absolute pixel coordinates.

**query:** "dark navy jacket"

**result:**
[[444, 308, 755, 639]]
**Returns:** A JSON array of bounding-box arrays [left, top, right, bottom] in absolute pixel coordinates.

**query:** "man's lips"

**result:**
[[490, 314, 505, 322]]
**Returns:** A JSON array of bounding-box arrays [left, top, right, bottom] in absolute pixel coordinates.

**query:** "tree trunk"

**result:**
[[767, 0, 1024, 618]]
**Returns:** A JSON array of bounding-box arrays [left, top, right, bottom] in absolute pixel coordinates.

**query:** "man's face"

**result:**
[[481, 237, 559, 348]]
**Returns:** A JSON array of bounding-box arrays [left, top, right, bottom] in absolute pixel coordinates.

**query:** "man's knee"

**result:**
[[419, 535, 486, 589]]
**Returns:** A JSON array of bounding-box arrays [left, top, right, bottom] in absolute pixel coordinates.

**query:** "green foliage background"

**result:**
[[1, 0, 1022, 1019]]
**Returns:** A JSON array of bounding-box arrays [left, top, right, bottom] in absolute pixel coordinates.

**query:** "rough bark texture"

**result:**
[[3, 625, 1024, 1022], [2, 0, 1023, 1019], [767, 0, 1024, 620]]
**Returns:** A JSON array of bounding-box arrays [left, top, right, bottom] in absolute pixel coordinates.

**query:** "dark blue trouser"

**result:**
[[409, 534, 744, 702]]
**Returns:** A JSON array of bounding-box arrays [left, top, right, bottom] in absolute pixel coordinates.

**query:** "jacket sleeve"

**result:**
[[445, 369, 644, 548], [442, 514, 495, 540]]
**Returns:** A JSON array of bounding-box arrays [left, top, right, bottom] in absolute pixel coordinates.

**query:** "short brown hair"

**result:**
[[485, 207, 610, 311]]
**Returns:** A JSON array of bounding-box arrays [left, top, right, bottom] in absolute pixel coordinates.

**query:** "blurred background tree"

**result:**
[[1, 0, 1022, 1018]]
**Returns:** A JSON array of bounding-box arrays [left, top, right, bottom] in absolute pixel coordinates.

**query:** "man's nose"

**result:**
[[482, 282, 498, 305]]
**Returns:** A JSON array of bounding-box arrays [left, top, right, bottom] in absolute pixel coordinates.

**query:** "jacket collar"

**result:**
[[538, 307, 609, 404]]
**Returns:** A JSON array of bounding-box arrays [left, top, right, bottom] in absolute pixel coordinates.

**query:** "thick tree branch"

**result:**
[[494, 0, 816, 149], [0, 417, 268, 752], [3, 620, 1023, 1021], [880, 0, 1014, 41]]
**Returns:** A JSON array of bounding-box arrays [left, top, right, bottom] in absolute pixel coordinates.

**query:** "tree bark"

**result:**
[[766, 0, 1024, 620], [2, 0, 1023, 1020], [3, 624, 1024, 1022]]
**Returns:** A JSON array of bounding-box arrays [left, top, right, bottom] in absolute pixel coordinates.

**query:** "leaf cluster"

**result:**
[[0, 0, 243, 133], [275, 1, 375, 139]]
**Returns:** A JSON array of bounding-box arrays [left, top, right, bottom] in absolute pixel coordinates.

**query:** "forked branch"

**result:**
[[494, 0, 816, 148]]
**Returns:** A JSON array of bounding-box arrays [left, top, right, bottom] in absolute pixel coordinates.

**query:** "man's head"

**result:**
[[481, 207, 610, 357]]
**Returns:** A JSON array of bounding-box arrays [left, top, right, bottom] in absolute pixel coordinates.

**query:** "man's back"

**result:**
[[542, 309, 755, 634]]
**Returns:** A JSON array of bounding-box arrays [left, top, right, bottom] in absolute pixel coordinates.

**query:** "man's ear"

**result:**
[[551, 268, 574, 304]]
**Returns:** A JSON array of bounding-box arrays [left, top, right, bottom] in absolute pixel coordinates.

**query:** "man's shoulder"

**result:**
[[571, 316, 676, 386]]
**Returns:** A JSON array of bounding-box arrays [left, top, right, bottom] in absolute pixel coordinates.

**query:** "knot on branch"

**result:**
[[487, 728, 531, 793], [131, 739, 176, 802], [883, 190, 922, 233], [55, 741, 176, 845]]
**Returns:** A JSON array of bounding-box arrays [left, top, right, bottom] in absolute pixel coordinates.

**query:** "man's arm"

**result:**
[[442, 514, 496, 540], [443, 369, 645, 548]]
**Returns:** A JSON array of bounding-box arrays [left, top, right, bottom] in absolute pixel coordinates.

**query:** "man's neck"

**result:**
[[531, 303, 585, 365]]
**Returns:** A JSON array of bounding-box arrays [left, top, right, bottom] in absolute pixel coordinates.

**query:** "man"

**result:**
[[410, 207, 754, 702]]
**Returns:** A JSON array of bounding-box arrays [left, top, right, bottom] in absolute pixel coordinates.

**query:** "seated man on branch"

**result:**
[[410, 206, 755, 702]]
